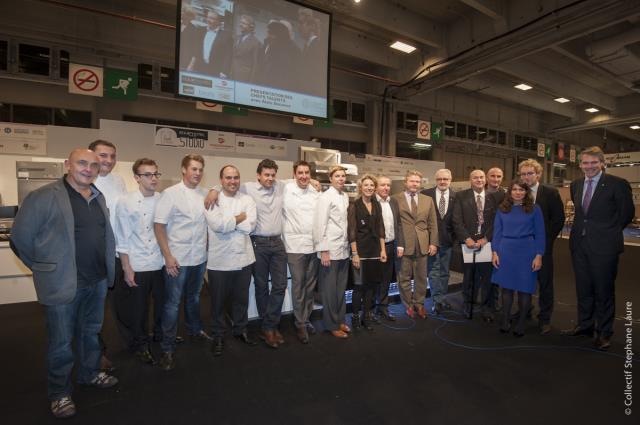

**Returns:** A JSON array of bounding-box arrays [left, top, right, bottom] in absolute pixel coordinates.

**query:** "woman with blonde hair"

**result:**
[[348, 174, 387, 330]]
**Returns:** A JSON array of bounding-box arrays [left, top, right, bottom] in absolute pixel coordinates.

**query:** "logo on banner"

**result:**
[[69, 64, 103, 97], [293, 116, 314, 125], [537, 142, 546, 158], [196, 102, 223, 112], [417, 120, 431, 140]]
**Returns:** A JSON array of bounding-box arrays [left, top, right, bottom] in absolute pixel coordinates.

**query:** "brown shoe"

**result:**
[[331, 330, 348, 339], [339, 323, 352, 333], [261, 330, 279, 349], [417, 306, 428, 319], [296, 326, 309, 344], [274, 330, 285, 345], [540, 324, 551, 335], [100, 354, 115, 372]]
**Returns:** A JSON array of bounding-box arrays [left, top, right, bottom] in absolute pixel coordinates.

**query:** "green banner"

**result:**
[[104, 68, 138, 100], [431, 122, 443, 141], [222, 105, 248, 116]]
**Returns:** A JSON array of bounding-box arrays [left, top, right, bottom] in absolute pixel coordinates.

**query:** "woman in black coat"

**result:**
[[348, 174, 387, 330]]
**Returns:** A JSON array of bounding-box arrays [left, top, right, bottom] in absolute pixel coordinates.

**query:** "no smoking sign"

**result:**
[[68, 63, 104, 97], [417, 120, 431, 140]]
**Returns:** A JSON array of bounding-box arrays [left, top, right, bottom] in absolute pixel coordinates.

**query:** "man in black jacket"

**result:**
[[421, 169, 456, 314], [562, 146, 634, 350], [518, 159, 565, 334], [452, 169, 499, 322]]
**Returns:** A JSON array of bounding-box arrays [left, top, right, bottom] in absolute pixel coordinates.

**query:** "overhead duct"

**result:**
[[585, 27, 640, 88]]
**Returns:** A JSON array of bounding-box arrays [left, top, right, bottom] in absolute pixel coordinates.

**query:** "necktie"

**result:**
[[410, 193, 417, 215], [439, 190, 446, 218], [582, 178, 593, 212], [476, 194, 484, 232]]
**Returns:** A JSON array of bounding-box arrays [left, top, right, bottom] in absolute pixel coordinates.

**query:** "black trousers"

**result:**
[[536, 250, 555, 324], [462, 261, 494, 313], [208, 266, 252, 337], [112, 261, 164, 351], [571, 238, 619, 337], [375, 241, 396, 313]]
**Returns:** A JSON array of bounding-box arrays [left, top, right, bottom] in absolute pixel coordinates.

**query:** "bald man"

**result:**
[[11, 149, 118, 418]]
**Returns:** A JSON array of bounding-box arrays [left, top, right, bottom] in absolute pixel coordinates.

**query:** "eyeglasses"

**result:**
[[137, 173, 162, 178], [519, 172, 536, 176]]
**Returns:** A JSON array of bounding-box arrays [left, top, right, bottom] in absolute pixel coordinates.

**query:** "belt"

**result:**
[[503, 235, 534, 240], [251, 235, 281, 241], [385, 241, 395, 246]]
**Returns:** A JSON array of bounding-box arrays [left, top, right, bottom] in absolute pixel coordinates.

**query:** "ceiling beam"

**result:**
[[494, 60, 617, 111], [459, 0, 504, 20], [394, 0, 640, 98], [331, 25, 402, 69], [549, 113, 640, 133]]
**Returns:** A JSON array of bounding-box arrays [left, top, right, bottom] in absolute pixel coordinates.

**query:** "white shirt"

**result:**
[[283, 182, 319, 254], [203, 28, 218, 64], [313, 186, 349, 260], [376, 194, 395, 243], [206, 191, 256, 271], [154, 181, 208, 266], [435, 188, 450, 215], [240, 181, 287, 237], [94, 172, 127, 232], [115, 190, 163, 272]]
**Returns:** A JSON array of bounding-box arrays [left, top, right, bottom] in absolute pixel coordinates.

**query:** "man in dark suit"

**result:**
[[231, 14, 262, 83], [392, 170, 439, 319], [11, 149, 118, 418], [518, 159, 565, 334], [421, 169, 456, 314], [189, 9, 233, 78], [374, 175, 405, 321], [562, 146, 634, 350], [453, 169, 499, 322]]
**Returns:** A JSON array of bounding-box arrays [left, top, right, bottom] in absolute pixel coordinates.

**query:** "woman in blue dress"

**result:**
[[491, 180, 545, 337]]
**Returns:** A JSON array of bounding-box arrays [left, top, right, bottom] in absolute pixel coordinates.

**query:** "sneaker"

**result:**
[[134, 349, 156, 365], [88, 372, 119, 389], [51, 396, 76, 419], [189, 330, 213, 342], [159, 352, 175, 371]]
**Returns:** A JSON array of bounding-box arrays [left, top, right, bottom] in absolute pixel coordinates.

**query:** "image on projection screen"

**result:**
[[176, 0, 331, 119]]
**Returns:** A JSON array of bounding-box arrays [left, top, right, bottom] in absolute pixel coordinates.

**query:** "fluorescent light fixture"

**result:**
[[585, 107, 599, 113], [354, 0, 361, 3], [413, 142, 432, 148], [390, 41, 416, 53], [630, 125, 640, 130], [514, 83, 533, 91], [554, 97, 570, 103]]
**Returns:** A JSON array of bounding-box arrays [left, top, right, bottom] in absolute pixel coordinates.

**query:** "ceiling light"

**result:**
[[514, 83, 532, 91], [585, 107, 599, 113], [390, 41, 416, 53], [413, 142, 432, 148], [354, 0, 361, 3], [554, 97, 570, 103], [630, 125, 640, 130]]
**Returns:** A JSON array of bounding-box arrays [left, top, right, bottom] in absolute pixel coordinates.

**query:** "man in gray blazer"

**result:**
[[11, 149, 117, 419]]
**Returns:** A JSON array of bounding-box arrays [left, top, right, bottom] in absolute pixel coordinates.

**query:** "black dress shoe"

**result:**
[[296, 327, 309, 344], [158, 352, 175, 371], [561, 326, 594, 337], [234, 332, 257, 346], [594, 335, 611, 351], [212, 338, 224, 356], [175, 336, 185, 344], [432, 303, 443, 315], [189, 330, 213, 342], [305, 323, 317, 335], [378, 310, 396, 322], [513, 331, 525, 338], [135, 349, 156, 365]]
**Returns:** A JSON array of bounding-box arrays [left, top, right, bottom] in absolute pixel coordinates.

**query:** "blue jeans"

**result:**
[[45, 279, 107, 401], [427, 245, 452, 304], [251, 237, 288, 330], [161, 263, 206, 352]]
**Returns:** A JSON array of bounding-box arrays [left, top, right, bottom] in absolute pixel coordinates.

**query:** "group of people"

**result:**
[[181, 4, 326, 96], [10, 141, 634, 419]]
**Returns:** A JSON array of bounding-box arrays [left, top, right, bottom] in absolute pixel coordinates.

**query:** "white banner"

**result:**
[[605, 151, 640, 164], [68, 63, 103, 97], [196, 101, 223, 112], [537, 142, 546, 158], [235, 135, 287, 158], [154, 126, 236, 153], [0, 122, 47, 155], [417, 120, 431, 140]]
